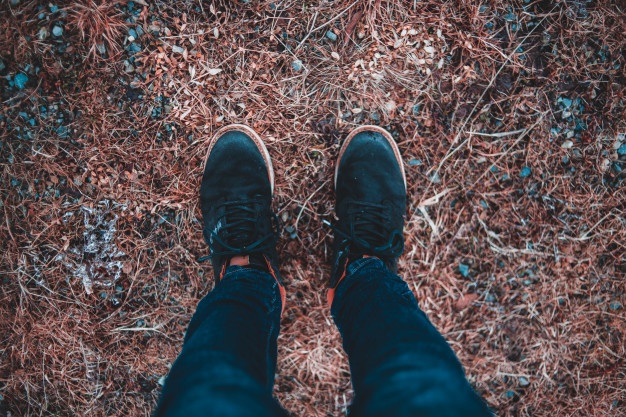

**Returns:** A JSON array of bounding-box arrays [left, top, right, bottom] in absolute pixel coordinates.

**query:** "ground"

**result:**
[[1, 0, 625, 416]]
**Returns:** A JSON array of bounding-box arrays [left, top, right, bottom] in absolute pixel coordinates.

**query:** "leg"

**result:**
[[155, 124, 287, 416], [328, 126, 491, 417], [155, 266, 288, 417], [331, 257, 491, 417]]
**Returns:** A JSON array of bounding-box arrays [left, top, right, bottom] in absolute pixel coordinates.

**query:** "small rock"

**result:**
[[38, 27, 49, 40], [480, 200, 489, 209], [128, 28, 138, 39], [609, 301, 622, 310], [284, 225, 297, 239], [519, 377, 530, 387], [561, 97, 573, 108], [504, 390, 516, 399], [600, 158, 610, 171], [291, 59, 303, 72], [49, 4, 58, 12], [99, 291, 108, 300], [618, 144, 626, 156], [458, 263, 470, 277], [429, 172, 441, 184], [571, 148, 583, 160], [409, 159, 422, 166], [486, 293, 497, 303], [561, 140, 574, 149], [52, 25, 63, 37], [520, 166, 532, 178], [123, 60, 134, 73], [13, 73, 29, 90], [326, 30, 337, 41], [172, 45, 185, 54], [96, 43, 106, 55], [158, 375, 167, 386]]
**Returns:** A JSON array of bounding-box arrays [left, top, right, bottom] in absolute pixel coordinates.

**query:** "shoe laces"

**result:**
[[200, 200, 278, 261], [327, 201, 404, 259]]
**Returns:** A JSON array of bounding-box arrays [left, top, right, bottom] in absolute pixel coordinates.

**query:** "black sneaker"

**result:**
[[200, 124, 282, 285], [327, 126, 407, 302]]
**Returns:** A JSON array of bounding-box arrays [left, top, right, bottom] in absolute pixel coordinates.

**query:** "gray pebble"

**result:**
[[326, 31, 338, 41], [52, 25, 63, 37], [291, 59, 303, 72], [519, 377, 530, 387], [38, 27, 49, 40], [429, 172, 441, 184]]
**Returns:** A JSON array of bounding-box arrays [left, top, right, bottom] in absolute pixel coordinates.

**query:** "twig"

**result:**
[[467, 128, 528, 138]]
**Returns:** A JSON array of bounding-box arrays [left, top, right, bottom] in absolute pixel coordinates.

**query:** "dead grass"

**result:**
[[1, 0, 625, 416]]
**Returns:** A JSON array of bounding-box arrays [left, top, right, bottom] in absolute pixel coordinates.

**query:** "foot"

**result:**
[[200, 124, 281, 283], [328, 126, 407, 296]]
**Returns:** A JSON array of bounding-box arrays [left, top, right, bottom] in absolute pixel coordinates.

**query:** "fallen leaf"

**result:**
[[455, 293, 479, 310]]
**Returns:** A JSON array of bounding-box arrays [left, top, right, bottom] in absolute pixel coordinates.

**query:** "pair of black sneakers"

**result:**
[[200, 124, 406, 302]]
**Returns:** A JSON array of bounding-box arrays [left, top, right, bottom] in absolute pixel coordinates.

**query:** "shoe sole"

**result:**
[[205, 123, 275, 195], [335, 125, 407, 191]]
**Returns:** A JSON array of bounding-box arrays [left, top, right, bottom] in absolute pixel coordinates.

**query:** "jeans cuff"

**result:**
[[346, 256, 386, 277]]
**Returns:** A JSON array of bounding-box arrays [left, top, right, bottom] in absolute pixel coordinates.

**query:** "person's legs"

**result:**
[[331, 258, 490, 417], [155, 125, 287, 417], [328, 126, 491, 417]]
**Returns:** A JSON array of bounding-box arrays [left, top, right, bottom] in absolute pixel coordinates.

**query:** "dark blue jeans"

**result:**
[[155, 258, 491, 417]]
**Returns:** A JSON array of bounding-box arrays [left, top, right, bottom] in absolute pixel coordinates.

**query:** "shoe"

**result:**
[[200, 124, 282, 287], [327, 126, 407, 304]]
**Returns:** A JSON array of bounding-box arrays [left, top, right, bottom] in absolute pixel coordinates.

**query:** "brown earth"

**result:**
[[1, 1, 624, 416]]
